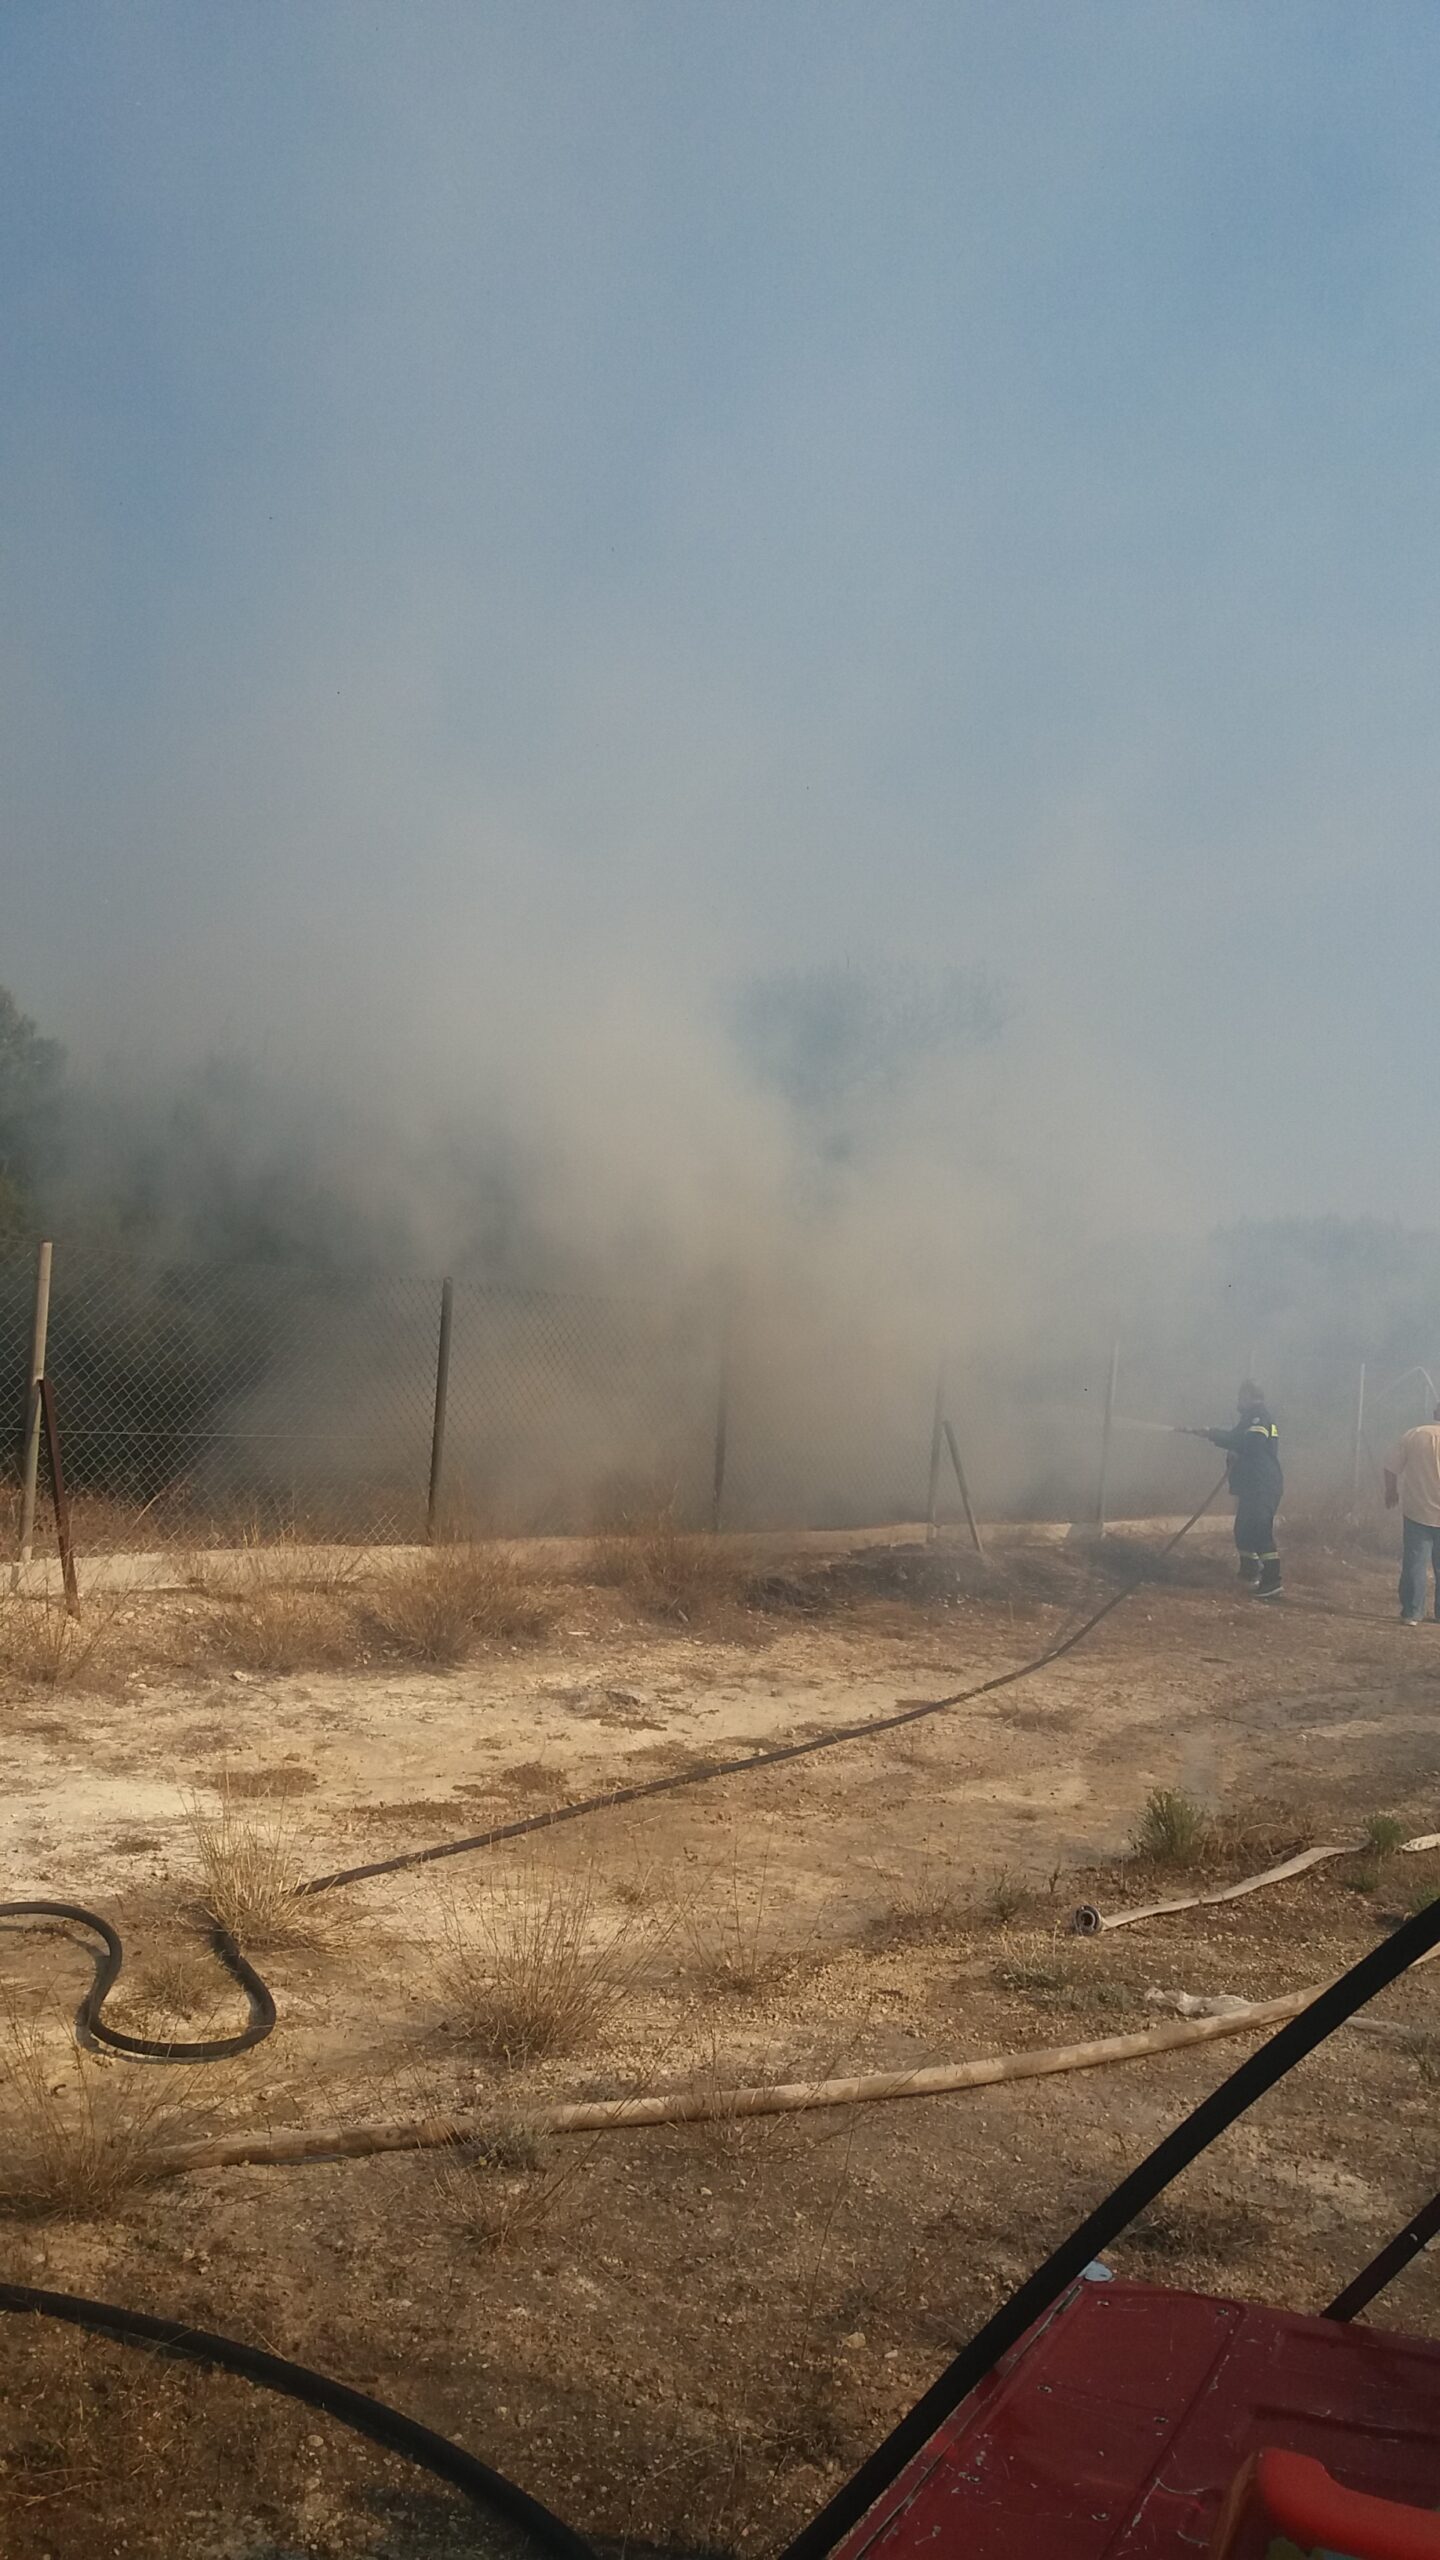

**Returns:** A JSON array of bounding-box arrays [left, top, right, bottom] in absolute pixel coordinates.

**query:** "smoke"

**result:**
[[6, 6, 1440, 1521]]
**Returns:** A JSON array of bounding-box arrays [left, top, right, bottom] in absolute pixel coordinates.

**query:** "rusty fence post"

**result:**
[[15, 1237, 53, 1573], [943, 1415, 987, 1561], [40, 1375, 79, 1615], [427, 1278, 454, 1541]]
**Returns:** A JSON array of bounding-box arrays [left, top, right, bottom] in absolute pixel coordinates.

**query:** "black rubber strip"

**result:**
[[302, 1481, 1228, 1895], [0, 1900, 275, 2061], [779, 1886, 1440, 2560], [0, 2281, 594, 2559], [1323, 2185, 1440, 2322]]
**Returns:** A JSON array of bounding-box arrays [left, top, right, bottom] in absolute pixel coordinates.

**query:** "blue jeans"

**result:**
[[1400, 1517, 1440, 1620]]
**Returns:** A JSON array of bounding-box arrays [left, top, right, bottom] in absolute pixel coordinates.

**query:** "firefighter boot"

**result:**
[[1254, 1557, 1283, 1600], [1237, 1554, 1261, 1587]]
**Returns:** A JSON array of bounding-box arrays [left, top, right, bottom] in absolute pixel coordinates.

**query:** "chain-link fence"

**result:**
[[2, 1237, 1435, 1554], [0, 1245, 723, 1546]]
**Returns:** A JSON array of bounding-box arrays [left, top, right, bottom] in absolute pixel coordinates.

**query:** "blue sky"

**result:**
[[3, 2, 1438, 1238]]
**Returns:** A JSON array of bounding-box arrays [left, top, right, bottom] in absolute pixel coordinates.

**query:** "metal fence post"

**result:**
[[710, 1307, 732, 1533], [15, 1238, 53, 1570], [426, 1278, 454, 1541], [1351, 1361, 1367, 1505], [925, 1363, 945, 1542], [943, 1415, 987, 1560], [1095, 1337, 1120, 1533]]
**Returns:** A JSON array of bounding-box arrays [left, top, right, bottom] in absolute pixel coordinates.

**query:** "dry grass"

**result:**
[[182, 1529, 364, 1597], [869, 1865, 972, 1949], [438, 1862, 651, 2064], [0, 1591, 122, 1689], [176, 1532, 366, 1670], [180, 1538, 548, 1671], [424, 2123, 585, 2252], [200, 1583, 356, 1672], [676, 1843, 804, 1996], [0, 2014, 201, 2222], [1130, 1786, 1212, 1869], [103, 1926, 235, 2039], [588, 1508, 751, 1624], [0, 2324, 186, 2532], [363, 1542, 551, 1664], [981, 1864, 1029, 1923], [182, 1781, 327, 1948], [0, 2317, 390, 2556]]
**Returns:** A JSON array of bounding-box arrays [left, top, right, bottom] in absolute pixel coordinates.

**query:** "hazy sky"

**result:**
[[4, 2, 1438, 1233]]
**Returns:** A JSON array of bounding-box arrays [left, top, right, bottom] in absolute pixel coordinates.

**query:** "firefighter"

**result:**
[[1203, 1382, 1283, 1597]]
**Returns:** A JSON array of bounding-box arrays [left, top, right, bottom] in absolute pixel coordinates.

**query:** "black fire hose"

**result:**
[[0, 1480, 1228, 2064], [0, 2281, 594, 2559], [0, 1900, 274, 2061]]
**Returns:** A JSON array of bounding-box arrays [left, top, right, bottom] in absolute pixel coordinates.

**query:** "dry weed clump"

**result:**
[[438, 1863, 649, 2063], [177, 1532, 365, 1671], [202, 1583, 357, 1673], [0, 2016, 199, 2221], [676, 1845, 805, 1997], [869, 1867, 973, 1949], [1130, 1786, 1212, 1870], [424, 2123, 585, 2252], [588, 1508, 751, 1623], [0, 1590, 121, 1689], [363, 1542, 551, 1664], [182, 1781, 327, 1948]]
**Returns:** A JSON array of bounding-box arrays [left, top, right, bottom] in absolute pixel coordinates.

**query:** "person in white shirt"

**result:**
[[1384, 1406, 1440, 1624]]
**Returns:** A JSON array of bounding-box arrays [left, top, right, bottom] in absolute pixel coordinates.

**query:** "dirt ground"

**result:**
[[2, 1523, 1439, 2558]]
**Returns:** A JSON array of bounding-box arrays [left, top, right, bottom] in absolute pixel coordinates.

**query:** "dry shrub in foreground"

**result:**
[[182, 1533, 366, 1671], [183, 1781, 328, 1947], [424, 2122, 585, 2252], [676, 1842, 806, 1996], [0, 2016, 200, 2221], [1131, 1785, 1212, 1870], [870, 1867, 974, 1950], [0, 1590, 121, 1689], [439, 1863, 650, 2063], [588, 1508, 751, 1623], [364, 1542, 551, 1663], [200, 1582, 357, 1672]]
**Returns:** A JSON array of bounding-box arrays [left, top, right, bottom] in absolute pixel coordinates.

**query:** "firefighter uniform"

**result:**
[[1206, 1394, 1283, 1597]]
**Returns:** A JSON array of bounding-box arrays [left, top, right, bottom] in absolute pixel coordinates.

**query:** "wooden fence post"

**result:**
[[15, 1238, 53, 1571]]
